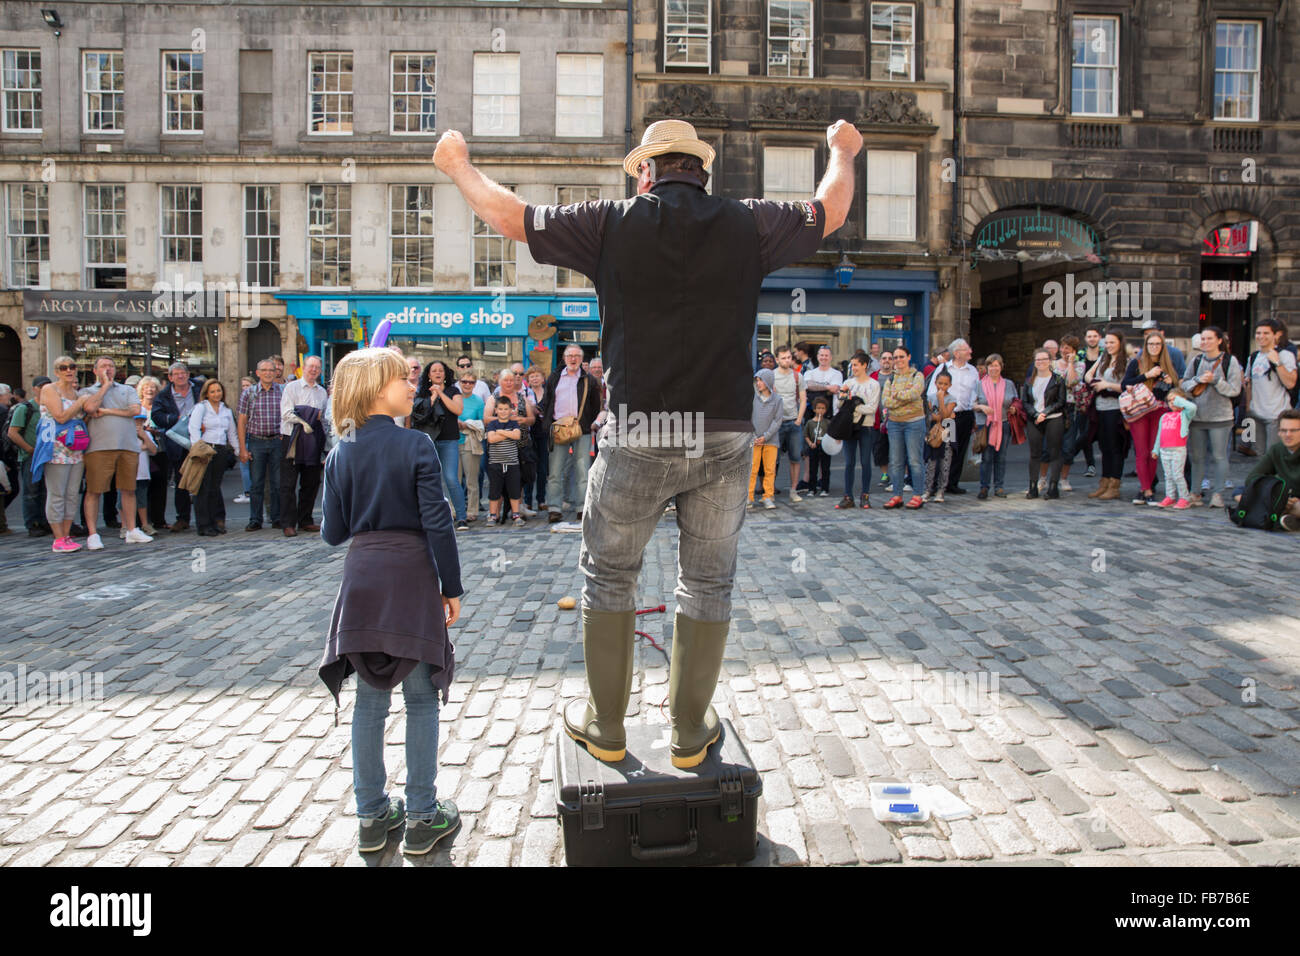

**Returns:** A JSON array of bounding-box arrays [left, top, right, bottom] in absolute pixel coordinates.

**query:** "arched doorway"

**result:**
[[0, 324, 21, 389], [968, 207, 1106, 379], [246, 320, 281, 375]]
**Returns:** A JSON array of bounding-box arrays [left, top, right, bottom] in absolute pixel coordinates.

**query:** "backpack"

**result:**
[[1227, 474, 1288, 531], [0, 402, 15, 466]]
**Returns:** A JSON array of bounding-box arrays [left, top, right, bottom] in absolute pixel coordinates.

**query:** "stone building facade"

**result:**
[[631, 0, 961, 363], [0, 1, 628, 390], [959, 0, 1300, 375]]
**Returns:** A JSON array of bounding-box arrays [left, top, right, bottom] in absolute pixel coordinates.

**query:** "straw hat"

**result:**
[[623, 119, 716, 178]]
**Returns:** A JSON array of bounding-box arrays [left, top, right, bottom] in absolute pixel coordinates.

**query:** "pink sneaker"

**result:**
[[52, 536, 82, 553], [1173, 499, 1191, 509], [1157, 497, 1174, 508]]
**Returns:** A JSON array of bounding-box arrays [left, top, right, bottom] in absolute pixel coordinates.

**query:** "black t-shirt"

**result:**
[[523, 188, 825, 288]]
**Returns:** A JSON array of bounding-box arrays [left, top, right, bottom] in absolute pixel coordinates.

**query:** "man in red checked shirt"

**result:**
[[434, 117, 861, 769]]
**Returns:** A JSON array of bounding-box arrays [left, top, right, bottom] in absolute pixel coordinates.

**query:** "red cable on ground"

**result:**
[[634, 604, 668, 658]]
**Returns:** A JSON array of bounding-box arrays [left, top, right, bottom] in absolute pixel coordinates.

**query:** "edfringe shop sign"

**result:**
[[974, 208, 1102, 263], [23, 291, 223, 324]]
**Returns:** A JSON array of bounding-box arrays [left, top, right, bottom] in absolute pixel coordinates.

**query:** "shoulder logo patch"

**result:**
[[533, 205, 547, 231], [799, 200, 817, 225]]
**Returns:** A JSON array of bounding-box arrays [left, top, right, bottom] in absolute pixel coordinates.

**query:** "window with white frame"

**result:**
[[244, 185, 280, 288], [308, 52, 353, 134], [472, 195, 515, 290], [665, 0, 711, 69], [308, 184, 351, 288], [473, 54, 520, 136], [391, 53, 436, 134], [2, 50, 42, 132], [84, 184, 126, 288], [1070, 16, 1119, 116], [83, 51, 125, 133], [1214, 20, 1261, 121], [555, 186, 600, 290], [5, 183, 49, 287], [763, 146, 815, 203], [768, 2, 813, 78], [160, 185, 203, 282], [390, 185, 435, 288], [556, 55, 603, 137], [162, 52, 203, 132], [866, 150, 916, 241], [869, 3, 914, 82]]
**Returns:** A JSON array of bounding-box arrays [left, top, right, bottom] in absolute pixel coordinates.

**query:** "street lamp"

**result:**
[[40, 9, 62, 34], [835, 252, 855, 289]]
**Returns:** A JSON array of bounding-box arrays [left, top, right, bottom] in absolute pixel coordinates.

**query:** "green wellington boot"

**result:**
[[668, 612, 730, 769], [563, 607, 637, 762]]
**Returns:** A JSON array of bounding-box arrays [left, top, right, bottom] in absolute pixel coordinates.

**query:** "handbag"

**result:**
[[1188, 354, 1224, 398], [551, 379, 589, 446], [1118, 383, 1158, 423], [165, 410, 193, 450], [971, 425, 988, 454]]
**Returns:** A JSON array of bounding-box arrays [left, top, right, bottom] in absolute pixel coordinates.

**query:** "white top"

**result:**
[[1249, 349, 1297, 420], [1031, 375, 1062, 420], [927, 361, 981, 411], [190, 401, 241, 453], [843, 376, 880, 425], [280, 378, 329, 435], [804, 366, 844, 413]]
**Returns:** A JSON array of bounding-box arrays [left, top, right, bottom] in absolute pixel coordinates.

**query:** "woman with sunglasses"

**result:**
[[39, 357, 91, 552]]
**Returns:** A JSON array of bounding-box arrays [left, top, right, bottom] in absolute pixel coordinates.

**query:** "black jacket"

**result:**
[[1021, 372, 1068, 420], [540, 368, 603, 450], [152, 383, 197, 463]]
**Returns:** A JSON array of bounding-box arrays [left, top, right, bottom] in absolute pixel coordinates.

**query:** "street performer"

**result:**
[[434, 117, 860, 768]]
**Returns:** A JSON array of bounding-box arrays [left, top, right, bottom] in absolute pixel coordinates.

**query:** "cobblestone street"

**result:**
[[2, 456, 1298, 867]]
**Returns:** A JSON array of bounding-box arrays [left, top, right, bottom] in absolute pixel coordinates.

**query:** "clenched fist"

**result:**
[[434, 130, 470, 176], [827, 119, 863, 157]]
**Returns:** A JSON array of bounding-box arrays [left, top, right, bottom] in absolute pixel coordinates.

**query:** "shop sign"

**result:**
[[1201, 279, 1257, 301], [1201, 221, 1257, 258], [974, 207, 1102, 263]]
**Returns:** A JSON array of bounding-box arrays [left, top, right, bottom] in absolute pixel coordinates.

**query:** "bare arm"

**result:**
[[814, 120, 864, 238], [434, 130, 527, 242]]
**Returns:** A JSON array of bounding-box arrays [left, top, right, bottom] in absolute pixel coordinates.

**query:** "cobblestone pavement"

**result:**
[[1, 451, 1298, 867]]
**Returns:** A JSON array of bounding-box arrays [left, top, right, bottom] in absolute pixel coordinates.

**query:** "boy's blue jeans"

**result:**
[[352, 661, 440, 820]]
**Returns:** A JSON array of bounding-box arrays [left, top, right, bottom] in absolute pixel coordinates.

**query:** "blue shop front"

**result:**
[[274, 293, 600, 380], [756, 267, 937, 366]]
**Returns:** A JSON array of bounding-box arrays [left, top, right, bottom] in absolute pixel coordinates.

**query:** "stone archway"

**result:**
[[966, 202, 1110, 378]]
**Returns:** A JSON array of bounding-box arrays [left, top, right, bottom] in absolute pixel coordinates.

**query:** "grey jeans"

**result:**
[[580, 424, 752, 623]]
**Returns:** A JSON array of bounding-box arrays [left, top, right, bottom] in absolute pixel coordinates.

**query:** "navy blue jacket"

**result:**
[[152, 383, 195, 464], [321, 413, 463, 599]]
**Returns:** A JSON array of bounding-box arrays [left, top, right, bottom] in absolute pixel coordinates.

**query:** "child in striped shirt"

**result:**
[[484, 397, 524, 526]]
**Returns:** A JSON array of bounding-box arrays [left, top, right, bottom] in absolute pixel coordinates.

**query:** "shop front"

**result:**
[[275, 293, 600, 381], [756, 267, 936, 367], [1199, 220, 1258, 363], [24, 290, 223, 386]]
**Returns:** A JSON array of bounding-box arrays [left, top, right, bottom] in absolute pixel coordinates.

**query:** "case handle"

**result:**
[[630, 830, 698, 861]]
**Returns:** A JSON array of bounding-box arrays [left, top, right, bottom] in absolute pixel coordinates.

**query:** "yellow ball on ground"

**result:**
[[558, 596, 577, 610]]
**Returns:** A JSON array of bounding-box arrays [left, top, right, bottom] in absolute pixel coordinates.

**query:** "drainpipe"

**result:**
[[950, 0, 962, 253], [625, 0, 635, 198]]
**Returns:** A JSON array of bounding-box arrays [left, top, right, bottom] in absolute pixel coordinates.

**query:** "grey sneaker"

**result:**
[[358, 797, 405, 853], [404, 799, 461, 855]]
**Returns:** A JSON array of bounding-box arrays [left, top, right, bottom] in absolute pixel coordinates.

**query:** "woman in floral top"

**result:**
[[881, 345, 927, 510]]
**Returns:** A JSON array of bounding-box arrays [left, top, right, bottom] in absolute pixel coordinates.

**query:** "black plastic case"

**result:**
[[554, 718, 762, 867]]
